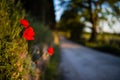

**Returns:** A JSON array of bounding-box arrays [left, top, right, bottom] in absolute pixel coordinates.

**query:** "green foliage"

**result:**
[[78, 33, 120, 56], [58, 9, 81, 31], [26, 15, 54, 46], [25, 15, 58, 79], [85, 41, 120, 56], [25, 15, 54, 64], [59, 0, 120, 42], [58, 9, 85, 40], [41, 45, 61, 80], [0, 0, 33, 79]]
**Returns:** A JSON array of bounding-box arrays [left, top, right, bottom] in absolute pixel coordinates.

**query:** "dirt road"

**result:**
[[59, 37, 120, 80]]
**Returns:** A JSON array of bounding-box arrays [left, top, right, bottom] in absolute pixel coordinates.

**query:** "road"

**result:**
[[59, 37, 120, 80]]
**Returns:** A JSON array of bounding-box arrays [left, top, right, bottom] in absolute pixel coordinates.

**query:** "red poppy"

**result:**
[[23, 27, 35, 40], [47, 47, 54, 56], [20, 19, 29, 28]]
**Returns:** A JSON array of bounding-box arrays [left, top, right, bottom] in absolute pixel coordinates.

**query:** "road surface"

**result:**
[[59, 37, 120, 80]]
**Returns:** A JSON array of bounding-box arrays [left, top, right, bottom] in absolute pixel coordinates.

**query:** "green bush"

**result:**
[[0, 0, 33, 79]]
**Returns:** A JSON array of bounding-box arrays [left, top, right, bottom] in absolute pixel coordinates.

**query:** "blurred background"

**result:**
[[54, 0, 120, 56]]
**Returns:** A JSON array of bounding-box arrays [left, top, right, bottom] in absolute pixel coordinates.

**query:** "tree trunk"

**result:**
[[47, 0, 56, 30], [21, 0, 56, 30], [88, 0, 98, 42], [89, 21, 97, 42]]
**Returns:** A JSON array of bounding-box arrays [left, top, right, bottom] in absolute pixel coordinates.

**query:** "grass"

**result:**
[[0, 0, 34, 79], [79, 32, 120, 57], [40, 32, 61, 80], [58, 31, 120, 57], [41, 45, 61, 80]]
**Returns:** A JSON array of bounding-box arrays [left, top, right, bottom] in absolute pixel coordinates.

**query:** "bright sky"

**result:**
[[54, 0, 120, 33], [54, 0, 63, 21]]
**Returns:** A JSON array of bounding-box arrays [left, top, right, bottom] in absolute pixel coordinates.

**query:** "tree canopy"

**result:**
[[58, 0, 120, 41]]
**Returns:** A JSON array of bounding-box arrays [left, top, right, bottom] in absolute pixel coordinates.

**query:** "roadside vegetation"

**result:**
[[41, 45, 61, 80], [0, 0, 34, 79], [56, 0, 120, 57], [80, 32, 120, 56], [0, 0, 57, 79], [59, 31, 120, 57]]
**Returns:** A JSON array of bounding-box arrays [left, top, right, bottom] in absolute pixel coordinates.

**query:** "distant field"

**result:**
[[58, 31, 120, 41], [81, 32, 120, 41]]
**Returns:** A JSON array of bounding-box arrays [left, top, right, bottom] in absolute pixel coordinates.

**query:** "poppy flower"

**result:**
[[23, 27, 35, 40], [47, 47, 54, 56], [20, 19, 29, 28]]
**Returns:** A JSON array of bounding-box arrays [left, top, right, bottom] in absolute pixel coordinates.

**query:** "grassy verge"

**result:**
[[26, 15, 60, 79], [78, 33, 120, 57], [41, 45, 61, 80], [58, 31, 120, 57], [40, 32, 61, 80], [84, 41, 120, 56]]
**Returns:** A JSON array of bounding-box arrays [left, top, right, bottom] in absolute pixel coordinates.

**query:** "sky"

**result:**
[[54, 0, 63, 22], [54, 0, 120, 33]]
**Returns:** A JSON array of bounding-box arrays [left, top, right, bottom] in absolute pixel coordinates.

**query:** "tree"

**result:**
[[88, 0, 100, 42], [21, 0, 56, 30], [59, 0, 120, 42], [46, 0, 56, 30], [58, 9, 85, 40]]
